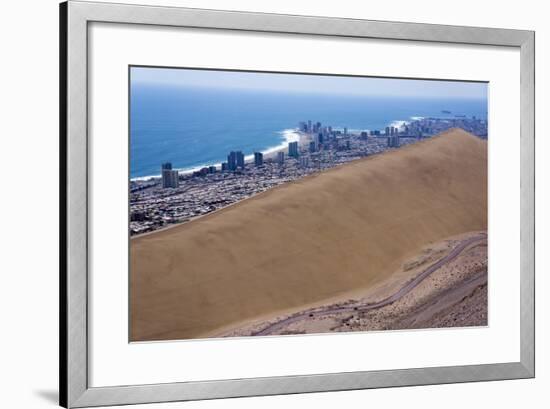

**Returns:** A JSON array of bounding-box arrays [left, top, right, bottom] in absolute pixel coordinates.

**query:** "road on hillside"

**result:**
[[252, 233, 487, 336]]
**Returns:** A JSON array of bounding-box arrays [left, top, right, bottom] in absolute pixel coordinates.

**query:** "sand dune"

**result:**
[[130, 128, 487, 341]]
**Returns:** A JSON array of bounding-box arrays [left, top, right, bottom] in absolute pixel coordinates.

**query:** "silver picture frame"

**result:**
[[60, 1, 535, 407]]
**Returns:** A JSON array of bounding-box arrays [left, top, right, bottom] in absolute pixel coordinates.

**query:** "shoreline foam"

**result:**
[[130, 115, 442, 181], [130, 128, 303, 181]]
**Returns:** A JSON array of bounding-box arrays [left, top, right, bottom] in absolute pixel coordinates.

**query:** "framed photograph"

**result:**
[[60, 1, 534, 407]]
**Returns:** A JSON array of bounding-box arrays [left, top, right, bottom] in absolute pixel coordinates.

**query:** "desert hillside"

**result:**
[[130, 128, 487, 341]]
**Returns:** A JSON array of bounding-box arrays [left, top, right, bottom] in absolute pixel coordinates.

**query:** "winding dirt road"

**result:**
[[251, 233, 487, 336]]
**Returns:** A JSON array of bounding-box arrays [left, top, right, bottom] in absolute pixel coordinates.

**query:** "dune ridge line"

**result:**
[[130, 128, 488, 341]]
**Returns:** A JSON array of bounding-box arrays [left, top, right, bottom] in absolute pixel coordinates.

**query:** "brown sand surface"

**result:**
[[130, 128, 487, 341], [222, 231, 487, 337]]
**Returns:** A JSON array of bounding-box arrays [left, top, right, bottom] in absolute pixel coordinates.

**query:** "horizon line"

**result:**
[[131, 80, 488, 100]]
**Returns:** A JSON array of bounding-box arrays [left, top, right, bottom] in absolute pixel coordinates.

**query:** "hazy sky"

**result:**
[[131, 66, 487, 100]]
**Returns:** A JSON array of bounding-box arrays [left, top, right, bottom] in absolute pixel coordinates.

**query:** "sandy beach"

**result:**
[[130, 128, 487, 341], [261, 129, 311, 161]]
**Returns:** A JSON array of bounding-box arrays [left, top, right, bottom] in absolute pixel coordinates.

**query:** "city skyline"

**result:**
[[133, 115, 488, 237], [131, 66, 488, 100]]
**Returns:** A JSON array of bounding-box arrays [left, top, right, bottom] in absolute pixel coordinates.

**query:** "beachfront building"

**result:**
[[277, 151, 285, 165], [161, 162, 179, 188], [228, 151, 245, 171], [299, 156, 310, 168], [227, 151, 237, 171], [288, 141, 299, 158], [254, 152, 263, 167], [236, 151, 245, 168]]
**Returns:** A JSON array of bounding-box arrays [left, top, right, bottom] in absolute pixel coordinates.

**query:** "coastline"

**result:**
[[129, 117, 415, 181], [130, 116, 488, 237], [129, 128, 437, 240], [131, 128, 308, 181]]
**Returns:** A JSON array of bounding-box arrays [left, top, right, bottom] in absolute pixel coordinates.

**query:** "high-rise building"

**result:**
[[236, 151, 245, 168], [277, 151, 285, 165], [254, 152, 263, 167], [227, 151, 237, 171], [307, 120, 312, 132], [161, 163, 179, 188], [288, 141, 299, 158], [344, 127, 348, 136], [309, 141, 317, 153], [314, 133, 321, 147], [299, 156, 309, 168], [221, 162, 228, 171], [387, 135, 400, 148], [227, 151, 244, 170]]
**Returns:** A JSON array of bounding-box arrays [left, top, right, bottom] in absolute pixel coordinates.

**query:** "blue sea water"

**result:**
[[130, 84, 487, 179]]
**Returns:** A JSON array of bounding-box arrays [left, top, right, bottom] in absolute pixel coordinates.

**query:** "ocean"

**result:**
[[130, 83, 487, 179]]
